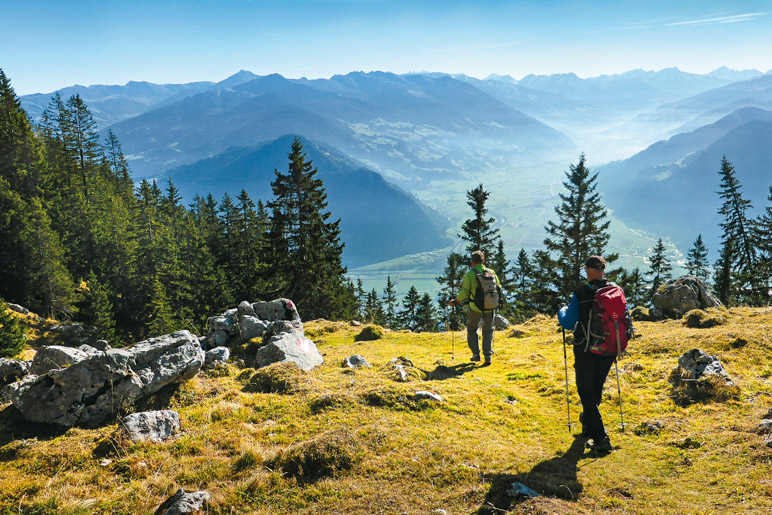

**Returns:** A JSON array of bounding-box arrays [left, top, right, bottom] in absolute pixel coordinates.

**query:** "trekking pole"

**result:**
[[562, 328, 572, 434]]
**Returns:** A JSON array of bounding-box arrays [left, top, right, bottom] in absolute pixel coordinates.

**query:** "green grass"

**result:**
[[1, 309, 771, 513]]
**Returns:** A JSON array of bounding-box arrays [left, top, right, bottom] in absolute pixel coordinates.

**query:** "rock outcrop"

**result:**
[[9, 331, 204, 427], [206, 298, 302, 347], [154, 488, 211, 515], [651, 276, 721, 319], [121, 410, 180, 442], [253, 330, 323, 372]]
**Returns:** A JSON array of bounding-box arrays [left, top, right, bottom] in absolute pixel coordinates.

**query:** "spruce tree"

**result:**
[[0, 299, 26, 358], [459, 183, 500, 257], [436, 252, 466, 330], [685, 234, 710, 280], [363, 289, 386, 325], [714, 237, 735, 306], [543, 154, 615, 301], [716, 156, 757, 303], [614, 267, 647, 308], [753, 186, 772, 303], [80, 271, 116, 342], [646, 238, 672, 297], [267, 137, 353, 319], [511, 249, 532, 315], [416, 293, 438, 332], [383, 276, 397, 328], [397, 286, 421, 331]]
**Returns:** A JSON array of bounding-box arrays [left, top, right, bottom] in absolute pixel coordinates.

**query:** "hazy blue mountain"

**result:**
[[634, 74, 772, 135], [517, 68, 729, 111], [107, 72, 574, 184], [706, 66, 764, 82], [20, 80, 213, 128], [603, 117, 772, 256], [165, 134, 452, 267]]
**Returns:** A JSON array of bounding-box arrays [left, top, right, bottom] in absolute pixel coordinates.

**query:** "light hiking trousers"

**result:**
[[466, 309, 494, 357]]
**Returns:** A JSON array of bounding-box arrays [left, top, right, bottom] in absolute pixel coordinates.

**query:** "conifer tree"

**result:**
[[383, 276, 397, 328], [714, 237, 735, 306], [0, 299, 26, 358], [716, 156, 757, 303], [355, 278, 366, 320], [529, 249, 560, 314], [685, 234, 710, 280], [397, 286, 421, 331], [646, 238, 672, 297], [80, 271, 116, 341], [146, 278, 181, 337], [753, 186, 772, 302], [511, 249, 532, 314], [363, 289, 386, 325], [614, 267, 647, 308], [459, 183, 500, 257], [267, 137, 353, 319], [543, 154, 615, 301], [436, 252, 466, 330], [416, 293, 438, 332]]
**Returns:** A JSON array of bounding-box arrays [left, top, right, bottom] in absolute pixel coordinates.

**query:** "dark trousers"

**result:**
[[573, 346, 616, 441]]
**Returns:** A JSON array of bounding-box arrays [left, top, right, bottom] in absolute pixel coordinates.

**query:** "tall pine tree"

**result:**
[[459, 184, 500, 257], [685, 234, 710, 280], [646, 238, 672, 297]]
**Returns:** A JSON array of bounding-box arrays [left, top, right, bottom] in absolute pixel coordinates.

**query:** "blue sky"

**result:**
[[3, 0, 771, 95]]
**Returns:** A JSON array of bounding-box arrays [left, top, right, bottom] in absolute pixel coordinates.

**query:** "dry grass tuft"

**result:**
[[243, 361, 307, 393], [683, 308, 725, 328], [354, 324, 384, 341], [266, 429, 361, 482]]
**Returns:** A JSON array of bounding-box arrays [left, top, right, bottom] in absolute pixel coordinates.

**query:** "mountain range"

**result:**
[[165, 134, 452, 267]]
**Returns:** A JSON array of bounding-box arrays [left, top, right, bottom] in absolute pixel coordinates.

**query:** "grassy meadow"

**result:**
[[1, 308, 771, 514]]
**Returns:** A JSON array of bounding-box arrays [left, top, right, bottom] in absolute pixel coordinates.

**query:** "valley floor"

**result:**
[[1, 308, 771, 514]]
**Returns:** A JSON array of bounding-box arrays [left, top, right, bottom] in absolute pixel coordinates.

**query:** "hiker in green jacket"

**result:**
[[448, 250, 502, 366]]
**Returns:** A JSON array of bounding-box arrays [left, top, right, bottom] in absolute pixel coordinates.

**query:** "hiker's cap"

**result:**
[[584, 255, 607, 269]]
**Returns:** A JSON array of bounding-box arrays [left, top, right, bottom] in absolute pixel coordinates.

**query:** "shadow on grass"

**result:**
[[0, 404, 68, 448], [422, 363, 477, 380], [477, 435, 595, 514]]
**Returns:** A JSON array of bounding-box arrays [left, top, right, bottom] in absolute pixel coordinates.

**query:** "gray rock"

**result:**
[[30, 345, 93, 375], [757, 419, 772, 434], [343, 355, 371, 368], [414, 391, 443, 402], [253, 331, 323, 372], [154, 488, 211, 515], [494, 314, 510, 330], [0, 358, 30, 384], [252, 298, 303, 332], [78, 344, 103, 356], [7, 303, 29, 315], [239, 315, 268, 341], [121, 410, 180, 442], [387, 357, 415, 382], [238, 300, 257, 319], [766, 435, 772, 448], [10, 331, 204, 427], [677, 349, 733, 385], [93, 340, 111, 351], [209, 330, 229, 347], [1, 384, 13, 404], [652, 276, 722, 319], [205, 347, 230, 367], [765, 407, 772, 420], [351, 320, 362, 327]]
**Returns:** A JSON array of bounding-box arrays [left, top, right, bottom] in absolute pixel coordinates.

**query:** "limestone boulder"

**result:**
[[204, 347, 230, 368], [253, 330, 323, 372], [494, 314, 510, 330], [342, 355, 371, 369], [121, 410, 180, 442], [10, 330, 205, 427], [0, 358, 30, 384], [652, 276, 721, 319], [30, 345, 93, 375], [154, 488, 211, 515]]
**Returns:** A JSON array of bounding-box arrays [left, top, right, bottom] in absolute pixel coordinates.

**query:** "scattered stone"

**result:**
[[0, 358, 30, 384], [92, 340, 111, 351], [432, 509, 448, 515], [209, 329, 230, 348], [238, 300, 258, 319], [652, 276, 722, 319], [121, 410, 180, 442], [351, 320, 362, 327], [239, 315, 269, 342], [683, 309, 725, 328], [508, 328, 527, 338], [342, 355, 371, 368], [630, 306, 654, 321], [7, 303, 29, 315], [205, 347, 230, 368], [386, 357, 420, 382], [493, 314, 510, 330], [10, 330, 205, 427], [154, 488, 211, 515], [29, 345, 93, 375], [414, 391, 443, 402], [354, 325, 383, 341], [673, 349, 737, 404], [253, 331, 323, 372], [507, 482, 540, 499], [765, 435, 772, 448], [677, 349, 733, 385], [634, 420, 664, 435], [756, 419, 772, 434]]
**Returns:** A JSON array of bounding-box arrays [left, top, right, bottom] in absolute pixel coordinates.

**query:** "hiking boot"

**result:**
[[470, 354, 481, 362], [483, 356, 492, 366], [586, 437, 613, 454]]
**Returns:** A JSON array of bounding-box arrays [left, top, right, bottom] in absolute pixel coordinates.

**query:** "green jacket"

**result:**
[[456, 264, 501, 313]]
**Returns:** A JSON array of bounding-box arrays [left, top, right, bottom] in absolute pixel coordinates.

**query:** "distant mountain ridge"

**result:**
[[165, 134, 452, 267]]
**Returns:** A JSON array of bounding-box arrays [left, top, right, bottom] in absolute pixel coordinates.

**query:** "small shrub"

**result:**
[[266, 429, 361, 482], [631, 306, 653, 321], [683, 309, 724, 328], [308, 393, 358, 413], [244, 362, 305, 394], [354, 325, 383, 342]]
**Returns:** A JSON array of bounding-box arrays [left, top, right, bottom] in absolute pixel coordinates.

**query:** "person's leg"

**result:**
[[466, 309, 482, 358], [481, 311, 494, 358], [592, 354, 617, 406], [574, 348, 607, 442]]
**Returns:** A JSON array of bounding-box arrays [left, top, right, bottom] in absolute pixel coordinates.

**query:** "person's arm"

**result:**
[[557, 293, 579, 329], [450, 271, 472, 306]]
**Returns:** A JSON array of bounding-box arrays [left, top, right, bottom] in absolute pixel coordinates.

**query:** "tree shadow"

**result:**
[[421, 363, 477, 380], [477, 435, 595, 514]]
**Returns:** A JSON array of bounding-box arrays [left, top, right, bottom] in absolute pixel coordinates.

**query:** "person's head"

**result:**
[[471, 250, 485, 266], [584, 255, 606, 281]]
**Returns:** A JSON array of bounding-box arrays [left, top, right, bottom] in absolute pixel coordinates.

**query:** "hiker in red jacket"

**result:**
[[557, 255, 633, 453]]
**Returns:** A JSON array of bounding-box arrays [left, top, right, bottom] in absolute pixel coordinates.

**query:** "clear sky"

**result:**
[[3, 0, 771, 95]]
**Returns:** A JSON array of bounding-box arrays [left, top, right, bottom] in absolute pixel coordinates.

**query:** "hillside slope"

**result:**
[[1, 308, 770, 513]]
